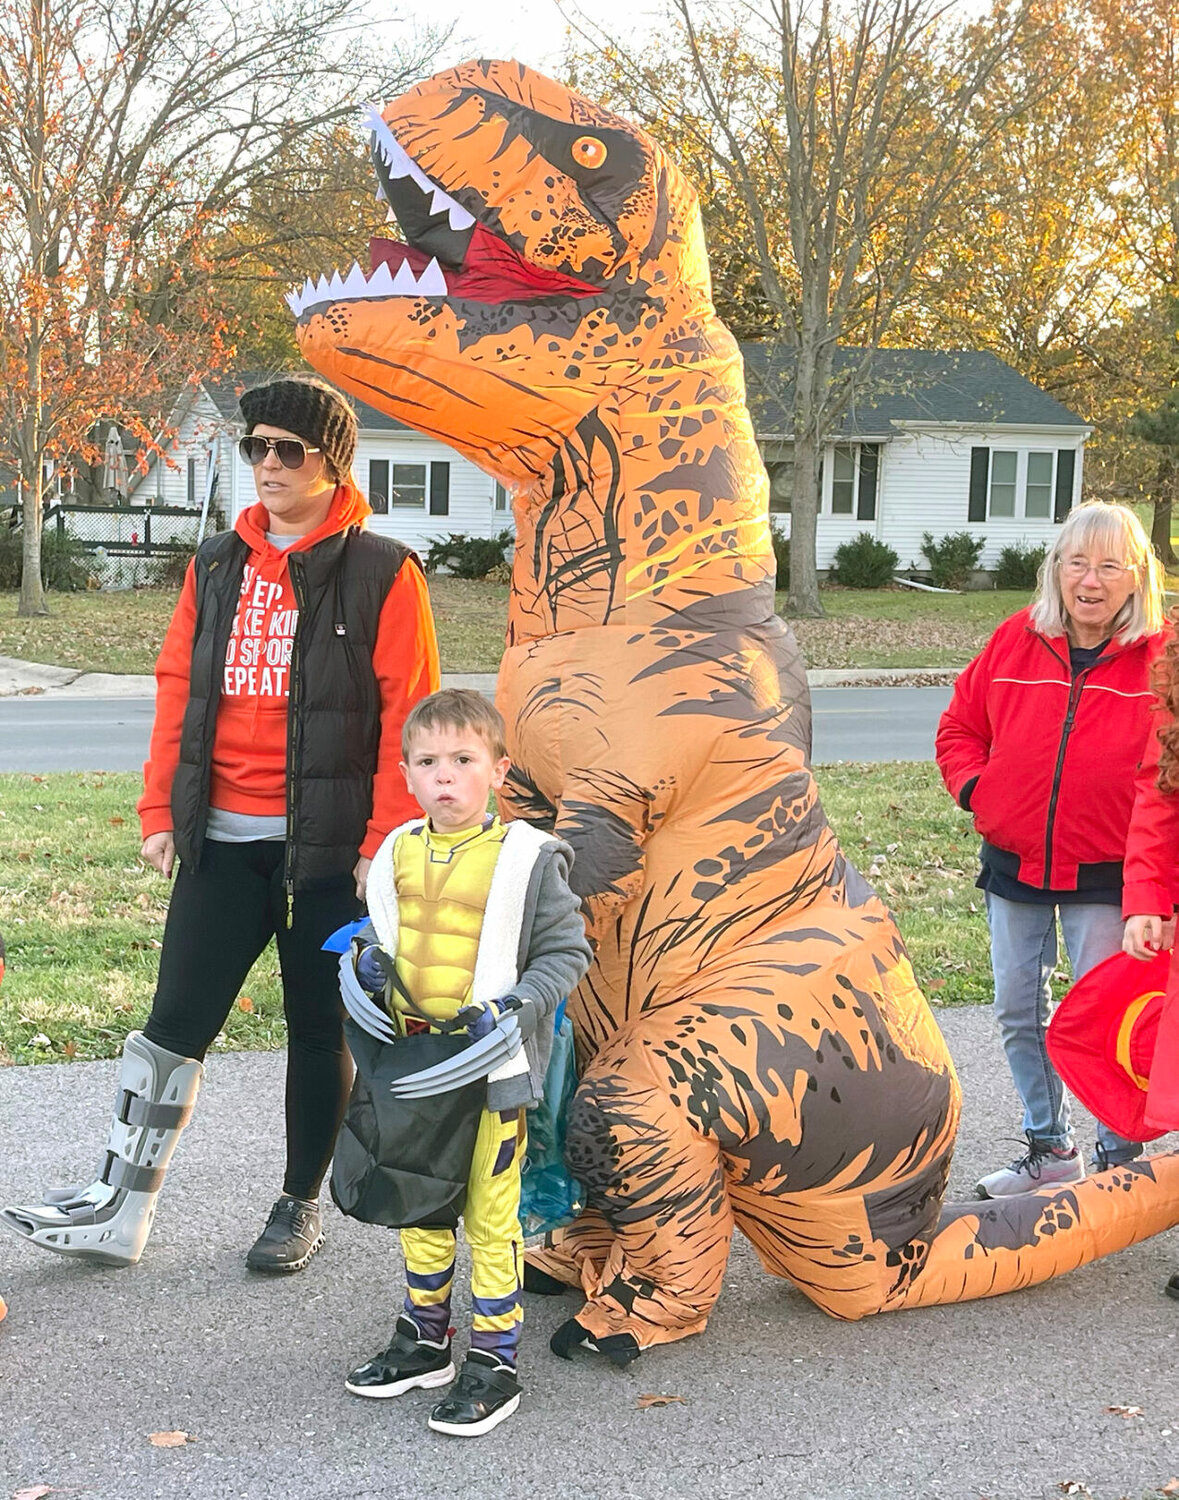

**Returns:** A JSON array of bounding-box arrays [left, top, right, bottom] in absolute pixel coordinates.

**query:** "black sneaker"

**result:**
[[345, 1315, 455, 1398], [245, 1195, 325, 1273], [428, 1351, 521, 1436]]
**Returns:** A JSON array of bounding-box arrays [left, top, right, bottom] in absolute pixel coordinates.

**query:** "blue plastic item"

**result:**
[[518, 1000, 583, 1237]]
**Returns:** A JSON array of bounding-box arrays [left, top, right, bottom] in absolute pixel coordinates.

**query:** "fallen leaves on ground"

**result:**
[[1106, 1404, 1144, 1418], [1058, 1484, 1093, 1497], [236, 995, 254, 1013], [13, 1486, 56, 1499], [147, 1431, 194, 1448], [1158, 1481, 1179, 1496], [636, 1393, 687, 1409]]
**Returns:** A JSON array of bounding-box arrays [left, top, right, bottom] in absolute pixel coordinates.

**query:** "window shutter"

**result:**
[[429, 461, 450, 515], [857, 443, 879, 521], [1054, 449, 1076, 522], [368, 459, 389, 515], [968, 448, 989, 523]]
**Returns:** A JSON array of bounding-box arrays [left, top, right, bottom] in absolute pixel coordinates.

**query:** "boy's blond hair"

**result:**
[[401, 687, 508, 760]]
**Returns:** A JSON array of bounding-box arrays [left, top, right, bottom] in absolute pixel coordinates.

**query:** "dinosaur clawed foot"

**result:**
[[550, 1316, 641, 1367]]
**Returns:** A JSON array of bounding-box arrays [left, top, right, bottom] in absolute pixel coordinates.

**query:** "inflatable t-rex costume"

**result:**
[[293, 59, 1179, 1360]]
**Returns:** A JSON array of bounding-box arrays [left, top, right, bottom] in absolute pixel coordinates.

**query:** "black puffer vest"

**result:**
[[171, 526, 412, 891]]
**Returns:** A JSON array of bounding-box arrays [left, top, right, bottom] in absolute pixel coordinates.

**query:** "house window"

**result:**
[[831, 446, 856, 514], [766, 459, 793, 514], [494, 482, 509, 512], [369, 459, 389, 514], [390, 463, 427, 507], [988, 450, 1017, 517], [1025, 451, 1053, 518]]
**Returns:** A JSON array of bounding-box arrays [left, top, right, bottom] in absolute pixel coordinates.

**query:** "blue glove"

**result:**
[[455, 995, 528, 1041], [355, 944, 389, 995]]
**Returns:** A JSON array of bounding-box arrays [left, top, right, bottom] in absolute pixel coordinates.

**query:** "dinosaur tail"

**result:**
[[885, 1151, 1179, 1312]]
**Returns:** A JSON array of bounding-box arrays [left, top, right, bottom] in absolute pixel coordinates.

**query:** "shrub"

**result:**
[[147, 548, 196, 589], [424, 529, 514, 580], [993, 541, 1047, 591], [831, 532, 899, 589], [770, 523, 790, 591], [920, 530, 985, 591], [0, 524, 91, 591]]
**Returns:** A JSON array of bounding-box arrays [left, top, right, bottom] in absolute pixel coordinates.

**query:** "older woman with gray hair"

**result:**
[[936, 500, 1167, 1197]]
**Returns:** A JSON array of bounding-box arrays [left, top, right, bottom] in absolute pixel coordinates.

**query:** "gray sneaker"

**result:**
[[976, 1141, 1085, 1199]]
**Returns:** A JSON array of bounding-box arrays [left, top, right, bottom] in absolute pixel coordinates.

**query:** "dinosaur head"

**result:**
[[292, 59, 711, 483]]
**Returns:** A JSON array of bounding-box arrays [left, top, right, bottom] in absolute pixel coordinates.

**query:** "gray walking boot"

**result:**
[[1, 1031, 203, 1266]]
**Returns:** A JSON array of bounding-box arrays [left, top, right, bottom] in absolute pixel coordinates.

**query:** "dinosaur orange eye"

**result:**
[[571, 135, 608, 169]]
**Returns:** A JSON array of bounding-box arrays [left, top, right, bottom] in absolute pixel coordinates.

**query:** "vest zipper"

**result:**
[[284, 555, 307, 928], [1037, 630, 1107, 885]]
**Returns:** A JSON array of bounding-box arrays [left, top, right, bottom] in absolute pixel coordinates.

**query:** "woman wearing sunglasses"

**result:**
[[2, 375, 439, 1274], [936, 500, 1167, 1197]]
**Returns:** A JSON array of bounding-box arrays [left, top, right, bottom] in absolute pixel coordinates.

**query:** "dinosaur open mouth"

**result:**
[[286, 104, 603, 317]]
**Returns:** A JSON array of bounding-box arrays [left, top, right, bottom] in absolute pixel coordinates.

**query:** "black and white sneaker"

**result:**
[[427, 1351, 521, 1436], [345, 1315, 455, 1399], [246, 1196, 325, 1273]]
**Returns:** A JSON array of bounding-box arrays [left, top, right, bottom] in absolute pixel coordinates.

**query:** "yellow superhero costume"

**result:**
[[388, 817, 526, 1367]]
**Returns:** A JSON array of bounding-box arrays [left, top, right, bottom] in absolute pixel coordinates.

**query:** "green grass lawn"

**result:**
[[0, 579, 1033, 676], [0, 763, 999, 1065]]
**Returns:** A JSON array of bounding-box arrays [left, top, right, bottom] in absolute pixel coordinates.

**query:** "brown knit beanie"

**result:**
[[239, 375, 357, 481]]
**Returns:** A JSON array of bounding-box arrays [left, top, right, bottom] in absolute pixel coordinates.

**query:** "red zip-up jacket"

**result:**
[[1122, 685, 1179, 918], [935, 607, 1166, 890]]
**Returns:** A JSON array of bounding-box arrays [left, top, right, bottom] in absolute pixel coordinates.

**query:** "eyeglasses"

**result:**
[[239, 435, 321, 470], [1060, 557, 1134, 582]]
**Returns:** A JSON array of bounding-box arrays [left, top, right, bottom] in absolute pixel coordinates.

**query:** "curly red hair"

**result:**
[[1154, 609, 1179, 792]]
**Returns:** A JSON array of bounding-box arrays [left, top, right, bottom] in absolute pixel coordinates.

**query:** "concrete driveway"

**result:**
[[1, 1006, 1178, 1500]]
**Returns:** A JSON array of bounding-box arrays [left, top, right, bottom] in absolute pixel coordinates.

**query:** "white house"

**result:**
[[740, 345, 1091, 573], [129, 373, 512, 547], [129, 351, 1088, 575]]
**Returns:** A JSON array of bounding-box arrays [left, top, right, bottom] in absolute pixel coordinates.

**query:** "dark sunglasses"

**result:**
[[239, 434, 321, 470]]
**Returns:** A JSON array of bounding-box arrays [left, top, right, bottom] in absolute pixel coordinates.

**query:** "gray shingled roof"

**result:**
[[202, 372, 410, 433], [202, 347, 1087, 442], [739, 345, 1088, 438]]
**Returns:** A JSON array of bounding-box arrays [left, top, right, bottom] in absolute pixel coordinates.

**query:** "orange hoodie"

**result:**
[[138, 482, 440, 859]]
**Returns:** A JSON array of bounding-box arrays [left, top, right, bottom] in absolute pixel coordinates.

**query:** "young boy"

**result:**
[[344, 688, 591, 1436]]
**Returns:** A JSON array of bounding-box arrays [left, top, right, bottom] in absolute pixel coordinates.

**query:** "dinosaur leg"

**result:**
[[542, 1010, 737, 1357], [526, 1209, 615, 1290]]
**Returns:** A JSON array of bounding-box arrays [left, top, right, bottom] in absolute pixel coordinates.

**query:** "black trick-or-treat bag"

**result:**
[[331, 1016, 486, 1229]]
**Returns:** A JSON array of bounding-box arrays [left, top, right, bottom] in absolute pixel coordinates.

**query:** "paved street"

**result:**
[[1, 1006, 1178, 1500], [0, 686, 952, 772]]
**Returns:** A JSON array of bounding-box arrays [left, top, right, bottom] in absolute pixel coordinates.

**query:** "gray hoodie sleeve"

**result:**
[[507, 848, 593, 1030]]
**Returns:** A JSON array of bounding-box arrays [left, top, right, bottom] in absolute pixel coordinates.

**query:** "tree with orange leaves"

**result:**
[[0, 0, 443, 616]]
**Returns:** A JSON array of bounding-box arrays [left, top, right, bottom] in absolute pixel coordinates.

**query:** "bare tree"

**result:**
[[0, 0, 441, 615], [568, 0, 1054, 614]]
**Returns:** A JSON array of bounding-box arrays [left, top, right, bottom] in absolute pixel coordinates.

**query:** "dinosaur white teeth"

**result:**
[[416, 258, 447, 296], [366, 261, 396, 296], [390, 259, 419, 294], [342, 262, 370, 298], [361, 100, 476, 235], [285, 288, 300, 315], [327, 270, 346, 299]]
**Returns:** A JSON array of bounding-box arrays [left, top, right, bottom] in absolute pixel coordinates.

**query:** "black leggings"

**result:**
[[143, 839, 360, 1201]]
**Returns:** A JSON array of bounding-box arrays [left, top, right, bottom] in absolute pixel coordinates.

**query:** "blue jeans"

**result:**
[[985, 891, 1140, 1159]]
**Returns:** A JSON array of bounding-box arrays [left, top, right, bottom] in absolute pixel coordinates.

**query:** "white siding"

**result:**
[[228, 428, 510, 545], [771, 427, 1086, 571], [131, 389, 225, 510], [873, 428, 1084, 573]]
